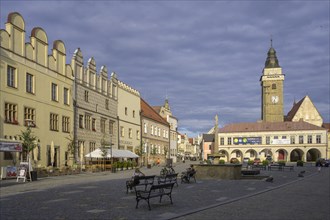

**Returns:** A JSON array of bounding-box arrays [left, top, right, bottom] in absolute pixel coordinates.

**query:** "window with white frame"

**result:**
[[136, 130, 140, 140], [307, 135, 312, 144], [92, 118, 96, 131], [79, 115, 84, 128], [50, 113, 59, 131], [151, 125, 154, 135], [51, 83, 58, 101], [290, 136, 295, 144], [158, 128, 160, 137], [129, 128, 133, 139], [228, 137, 232, 145], [5, 103, 17, 124], [26, 73, 34, 94], [299, 135, 304, 144], [24, 107, 35, 127], [7, 66, 17, 88], [316, 135, 321, 144], [144, 123, 147, 133], [64, 88, 69, 105], [62, 116, 70, 133], [85, 114, 91, 130]]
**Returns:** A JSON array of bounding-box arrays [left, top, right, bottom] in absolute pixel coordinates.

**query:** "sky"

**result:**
[[1, 0, 329, 137]]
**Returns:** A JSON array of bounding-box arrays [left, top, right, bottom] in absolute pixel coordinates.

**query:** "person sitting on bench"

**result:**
[[182, 165, 195, 182], [127, 168, 145, 192]]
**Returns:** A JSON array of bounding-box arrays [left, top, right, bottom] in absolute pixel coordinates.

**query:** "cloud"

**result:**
[[1, 1, 329, 138]]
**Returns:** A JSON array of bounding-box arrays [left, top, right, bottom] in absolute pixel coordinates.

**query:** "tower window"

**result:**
[[272, 83, 276, 89]]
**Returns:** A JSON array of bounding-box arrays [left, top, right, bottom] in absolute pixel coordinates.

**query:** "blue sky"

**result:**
[[1, 0, 329, 137]]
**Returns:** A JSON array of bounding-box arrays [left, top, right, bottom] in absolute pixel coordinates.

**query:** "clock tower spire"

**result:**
[[260, 39, 285, 122]]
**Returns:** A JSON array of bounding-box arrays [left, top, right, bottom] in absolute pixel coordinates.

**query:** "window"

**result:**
[[151, 125, 154, 135], [50, 113, 59, 131], [79, 115, 84, 128], [26, 73, 34, 94], [92, 118, 96, 131], [228, 137, 232, 145], [133, 110, 135, 118], [209, 145, 212, 150], [64, 88, 69, 105], [274, 136, 278, 139], [129, 128, 132, 138], [84, 114, 91, 130], [4, 152, 14, 160], [125, 107, 128, 116], [136, 130, 140, 140], [109, 120, 115, 135], [144, 123, 147, 133], [62, 116, 70, 133], [290, 136, 295, 144], [316, 135, 321, 144], [155, 127, 158, 136], [272, 83, 276, 89], [84, 90, 89, 102], [24, 107, 36, 127], [220, 137, 224, 145], [266, 136, 270, 145], [299, 135, 304, 144], [89, 142, 96, 153], [307, 135, 312, 144], [282, 136, 286, 139], [105, 99, 109, 110], [120, 126, 125, 137], [7, 66, 16, 88], [101, 118, 106, 133], [158, 128, 161, 137], [5, 103, 17, 124], [51, 83, 58, 101]]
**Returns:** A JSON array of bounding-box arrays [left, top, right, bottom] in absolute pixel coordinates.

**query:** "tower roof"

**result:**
[[264, 39, 280, 68]]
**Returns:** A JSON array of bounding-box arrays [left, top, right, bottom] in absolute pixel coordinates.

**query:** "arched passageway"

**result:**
[[306, 149, 321, 162], [290, 149, 304, 162]]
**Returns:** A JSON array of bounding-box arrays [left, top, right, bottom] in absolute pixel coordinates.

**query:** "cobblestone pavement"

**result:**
[[0, 161, 329, 220]]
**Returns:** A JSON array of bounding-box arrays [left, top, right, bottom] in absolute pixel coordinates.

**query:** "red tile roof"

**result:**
[[141, 98, 169, 126], [218, 121, 325, 133]]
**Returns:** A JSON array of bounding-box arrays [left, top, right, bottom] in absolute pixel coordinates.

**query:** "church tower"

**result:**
[[260, 40, 285, 122]]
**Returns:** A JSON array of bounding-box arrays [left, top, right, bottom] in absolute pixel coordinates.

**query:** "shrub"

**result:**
[[297, 160, 304, 167], [248, 160, 254, 165], [219, 159, 225, 164], [262, 160, 269, 166], [278, 160, 286, 166]]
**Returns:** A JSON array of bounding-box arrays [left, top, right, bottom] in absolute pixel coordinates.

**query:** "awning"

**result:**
[[85, 148, 139, 158], [0, 139, 22, 152]]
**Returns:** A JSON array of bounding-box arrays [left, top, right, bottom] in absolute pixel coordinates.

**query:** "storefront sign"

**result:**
[[0, 142, 22, 152], [233, 137, 261, 145]]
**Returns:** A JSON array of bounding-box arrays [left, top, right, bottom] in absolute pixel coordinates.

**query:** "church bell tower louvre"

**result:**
[[260, 39, 285, 122]]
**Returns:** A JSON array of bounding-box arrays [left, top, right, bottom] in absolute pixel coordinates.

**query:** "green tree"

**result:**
[[19, 127, 37, 161]]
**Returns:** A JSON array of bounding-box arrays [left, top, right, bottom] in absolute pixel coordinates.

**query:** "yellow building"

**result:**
[[117, 80, 141, 153], [0, 12, 74, 169]]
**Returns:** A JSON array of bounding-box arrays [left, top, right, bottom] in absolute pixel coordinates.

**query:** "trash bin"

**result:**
[[30, 171, 38, 181]]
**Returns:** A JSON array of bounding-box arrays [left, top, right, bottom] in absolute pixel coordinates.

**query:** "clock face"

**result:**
[[271, 95, 279, 103]]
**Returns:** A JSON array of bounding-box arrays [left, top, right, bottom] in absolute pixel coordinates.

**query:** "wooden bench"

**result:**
[[181, 170, 197, 183], [126, 175, 156, 194], [135, 182, 175, 210], [157, 173, 178, 186]]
